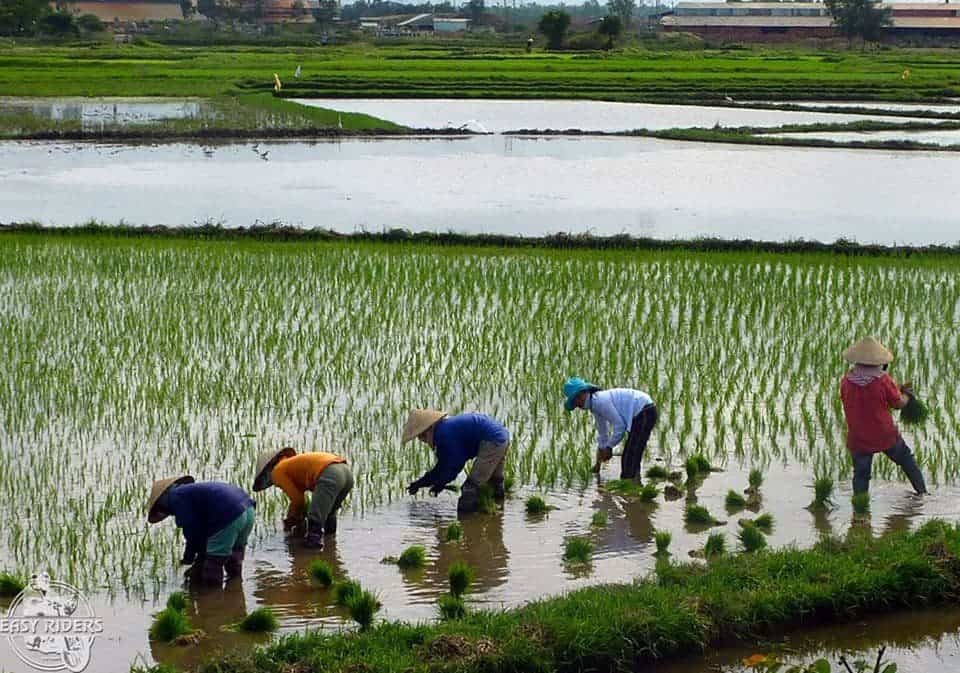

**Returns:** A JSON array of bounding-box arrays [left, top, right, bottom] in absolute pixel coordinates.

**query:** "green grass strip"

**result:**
[[178, 520, 960, 673]]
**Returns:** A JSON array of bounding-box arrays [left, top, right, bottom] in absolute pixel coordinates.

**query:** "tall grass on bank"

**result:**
[[183, 521, 960, 673]]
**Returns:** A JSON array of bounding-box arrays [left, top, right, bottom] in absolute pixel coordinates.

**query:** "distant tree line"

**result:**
[[0, 0, 104, 36]]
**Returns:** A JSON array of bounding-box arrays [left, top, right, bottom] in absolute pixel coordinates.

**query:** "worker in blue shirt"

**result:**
[[403, 409, 511, 513], [147, 477, 256, 587], [563, 377, 658, 481]]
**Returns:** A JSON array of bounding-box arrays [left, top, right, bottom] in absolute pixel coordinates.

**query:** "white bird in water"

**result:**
[[724, 95, 735, 104]]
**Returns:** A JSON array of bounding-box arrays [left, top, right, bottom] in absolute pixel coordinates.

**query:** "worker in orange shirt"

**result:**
[[253, 448, 354, 548]]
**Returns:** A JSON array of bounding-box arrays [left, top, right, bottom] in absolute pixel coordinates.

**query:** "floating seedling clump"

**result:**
[[308, 559, 335, 587], [0, 572, 25, 597], [563, 536, 594, 565], [448, 561, 474, 599], [684, 504, 722, 527], [810, 477, 834, 510], [347, 590, 381, 631], [603, 479, 645, 497], [333, 580, 362, 607], [236, 607, 279, 633], [645, 465, 669, 480], [725, 489, 747, 511], [444, 521, 463, 542], [166, 591, 188, 612], [685, 455, 712, 481], [738, 524, 767, 553], [654, 530, 672, 556], [590, 511, 608, 528], [747, 468, 764, 493], [477, 484, 498, 514], [640, 484, 659, 502], [704, 532, 726, 558], [396, 545, 427, 570], [852, 492, 871, 516], [149, 607, 194, 643], [525, 495, 551, 514]]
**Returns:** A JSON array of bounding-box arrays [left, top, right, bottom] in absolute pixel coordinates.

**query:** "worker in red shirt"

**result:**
[[839, 337, 927, 495]]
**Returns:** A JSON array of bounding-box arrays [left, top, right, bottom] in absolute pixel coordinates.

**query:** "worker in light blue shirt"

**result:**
[[402, 409, 510, 513], [563, 377, 658, 481]]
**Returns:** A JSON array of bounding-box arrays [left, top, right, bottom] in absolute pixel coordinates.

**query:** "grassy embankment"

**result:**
[[133, 520, 960, 673], [2, 44, 960, 142]]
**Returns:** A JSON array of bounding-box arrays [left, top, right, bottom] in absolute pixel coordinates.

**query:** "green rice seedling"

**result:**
[[308, 559, 335, 587], [691, 454, 712, 474], [738, 524, 767, 553], [704, 532, 726, 558], [525, 495, 551, 514], [236, 607, 278, 633], [645, 465, 669, 480], [640, 484, 659, 502], [448, 560, 474, 598], [590, 511, 608, 528], [396, 545, 426, 570], [810, 477, 835, 509], [563, 536, 594, 565], [437, 594, 466, 621], [502, 475, 516, 494], [753, 513, 774, 534], [684, 504, 721, 526], [654, 530, 672, 556], [444, 521, 463, 542], [165, 591, 188, 612], [149, 607, 194, 642], [852, 492, 871, 516], [333, 580, 361, 607], [901, 394, 931, 425], [604, 479, 645, 497], [747, 468, 764, 492], [725, 489, 747, 511], [346, 590, 381, 631], [0, 572, 25, 596], [477, 484, 497, 514]]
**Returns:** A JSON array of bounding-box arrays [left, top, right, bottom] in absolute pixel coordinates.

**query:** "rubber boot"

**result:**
[[225, 548, 244, 580], [457, 480, 480, 513], [303, 521, 324, 549], [489, 478, 506, 501], [323, 512, 337, 536], [201, 555, 228, 587]]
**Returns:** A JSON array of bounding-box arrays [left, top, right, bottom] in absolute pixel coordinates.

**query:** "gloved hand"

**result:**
[[428, 485, 442, 497], [407, 483, 420, 495]]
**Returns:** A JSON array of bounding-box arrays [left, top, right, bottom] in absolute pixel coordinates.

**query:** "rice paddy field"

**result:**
[[2, 232, 960, 671]]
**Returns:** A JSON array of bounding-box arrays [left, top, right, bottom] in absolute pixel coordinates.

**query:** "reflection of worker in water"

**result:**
[[147, 476, 256, 587], [591, 488, 654, 552], [253, 448, 354, 549], [419, 510, 509, 597], [251, 534, 348, 622]]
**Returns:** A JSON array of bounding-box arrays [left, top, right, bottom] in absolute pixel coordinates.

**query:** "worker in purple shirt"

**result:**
[[402, 409, 511, 513], [564, 377, 658, 481], [147, 477, 256, 587]]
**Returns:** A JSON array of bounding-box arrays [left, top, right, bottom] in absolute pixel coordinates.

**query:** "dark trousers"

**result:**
[[622, 405, 657, 480], [852, 437, 927, 495]]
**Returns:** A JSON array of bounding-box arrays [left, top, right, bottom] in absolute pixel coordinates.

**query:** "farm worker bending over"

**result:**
[[403, 409, 510, 513], [147, 477, 256, 586], [840, 337, 927, 495], [253, 448, 354, 549], [563, 377, 658, 481]]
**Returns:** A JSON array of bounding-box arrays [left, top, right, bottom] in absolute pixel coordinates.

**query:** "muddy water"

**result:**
[[291, 98, 924, 133], [3, 136, 960, 244], [654, 607, 960, 673], [3, 458, 959, 673]]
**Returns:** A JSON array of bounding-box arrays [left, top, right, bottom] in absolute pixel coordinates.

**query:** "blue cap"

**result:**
[[563, 377, 599, 411]]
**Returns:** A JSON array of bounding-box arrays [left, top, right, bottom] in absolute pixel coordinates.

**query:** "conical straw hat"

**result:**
[[401, 409, 447, 444], [147, 475, 195, 523], [253, 447, 297, 492], [843, 336, 894, 365]]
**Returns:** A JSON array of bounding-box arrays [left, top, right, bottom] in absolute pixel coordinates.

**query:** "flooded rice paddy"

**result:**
[[292, 98, 925, 133], [1, 237, 960, 671], [769, 128, 960, 147], [3, 136, 960, 244]]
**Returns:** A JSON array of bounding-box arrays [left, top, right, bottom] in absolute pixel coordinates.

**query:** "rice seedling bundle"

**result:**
[[704, 532, 726, 558], [645, 465, 669, 480], [0, 572, 25, 596], [590, 511, 608, 528], [166, 591, 188, 612], [654, 530, 672, 555], [811, 477, 834, 509], [308, 559, 335, 586], [684, 504, 722, 527], [563, 536, 594, 565], [437, 594, 466, 621], [444, 521, 463, 542], [333, 580, 362, 607], [640, 484, 660, 502], [346, 590, 381, 631], [748, 469, 764, 491], [738, 524, 767, 553], [236, 607, 278, 633], [725, 490, 747, 511], [525, 495, 550, 514], [852, 493, 871, 516], [448, 561, 474, 598], [149, 608, 194, 642], [396, 545, 426, 570], [901, 394, 930, 425]]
